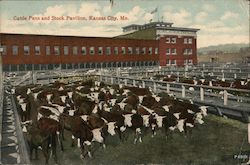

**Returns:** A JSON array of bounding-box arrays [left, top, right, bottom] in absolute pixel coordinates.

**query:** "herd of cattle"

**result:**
[[11, 79, 208, 164]]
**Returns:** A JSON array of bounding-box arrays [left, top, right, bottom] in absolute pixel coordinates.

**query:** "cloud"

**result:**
[[220, 11, 239, 21], [143, 13, 154, 22], [1, 3, 146, 37], [45, 5, 66, 16], [193, 21, 245, 34], [78, 3, 101, 17], [103, 6, 112, 14], [163, 9, 192, 26], [202, 4, 215, 12], [195, 12, 208, 23], [1, 1, 248, 48]]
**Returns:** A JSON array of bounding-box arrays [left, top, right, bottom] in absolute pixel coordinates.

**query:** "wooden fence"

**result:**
[[99, 75, 250, 122]]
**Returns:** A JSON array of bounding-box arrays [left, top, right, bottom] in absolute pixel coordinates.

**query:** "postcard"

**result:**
[[0, 0, 249, 165]]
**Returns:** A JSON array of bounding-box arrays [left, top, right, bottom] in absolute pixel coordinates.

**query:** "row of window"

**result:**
[[165, 37, 193, 44], [166, 59, 193, 65], [166, 48, 193, 55], [3, 61, 159, 72], [1, 45, 159, 56]]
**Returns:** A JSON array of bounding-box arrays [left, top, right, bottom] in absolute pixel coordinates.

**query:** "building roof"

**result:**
[[156, 26, 200, 32], [0, 32, 157, 42], [122, 24, 142, 29], [145, 21, 174, 26], [122, 21, 199, 33]]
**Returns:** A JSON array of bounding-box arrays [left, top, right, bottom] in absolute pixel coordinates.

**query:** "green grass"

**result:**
[[31, 114, 250, 165]]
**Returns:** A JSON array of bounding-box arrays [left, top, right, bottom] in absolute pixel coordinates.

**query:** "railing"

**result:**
[[10, 95, 31, 164], [0, 72, 4, 164], [99, 75, 250, 122], [122, 69, 250, 80]]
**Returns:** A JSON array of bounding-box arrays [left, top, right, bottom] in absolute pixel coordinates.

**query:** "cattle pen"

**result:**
[[0, 65, 250, 165]]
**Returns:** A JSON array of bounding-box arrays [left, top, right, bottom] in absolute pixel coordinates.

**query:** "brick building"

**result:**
[[0, 21, 199, 72]]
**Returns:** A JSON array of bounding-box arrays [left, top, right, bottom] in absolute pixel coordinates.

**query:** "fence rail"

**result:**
[[121, 69, 250, 80], [10, 94, 31, 164], [99, 75, 250, 123], [0, 71, 4, 164]]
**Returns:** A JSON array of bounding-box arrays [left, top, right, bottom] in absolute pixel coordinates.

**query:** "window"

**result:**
[[24, 46, 30, 55], [128, 47, 133, 55], [121, 47, 126, 55], [114, 47, 118, 55], [46, 46, 50, 55], [184, 49, 192, 55], [188, 59, 193, 64], [172, 48, 177, 55], [12, 45, 18, 55], [2, 45, 7, 55], [184, 38, 188, 44], [171, 38, 176, 44], [166, 48, 170, 55], [90, 47, 95, 55], [35, 46, 40, 55], [184, 59, 188, 65], [106, 47, 111, 55], [166, 59, 171, 65], [188, 38, 192, 44], [166, 37, 171, 43], [64, 46, 69, 55], [54, 46, 60, 55], [81, 47, 86, 55], [188, 49, 192, 55], [155, 48, 158, 55], [98, 47, 103, 55], [171, 59, 176, 65], [148, 47, 152, 55], [136, 47, 140, 55], [184, 49, 188, 55], [73, 46, 78, 55], [141, 47, 146, 55]]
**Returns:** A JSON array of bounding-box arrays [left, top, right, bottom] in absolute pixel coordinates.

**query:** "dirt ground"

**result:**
[[30, 114, 250, 165]]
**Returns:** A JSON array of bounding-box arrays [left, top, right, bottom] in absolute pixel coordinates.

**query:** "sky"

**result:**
[[0, 0, 249, 48]]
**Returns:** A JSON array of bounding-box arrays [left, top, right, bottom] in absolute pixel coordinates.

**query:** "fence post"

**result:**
[[111, 77, 114, 84], [167, 84, 170, 93], [142, 81, 145, 88], [133, 79, 136, 87], [224, 90, 228, 105], [124, 79, 128, 86], [182, 85, 185, 98], [200, 87, 204, 101], [177, 72, 180, 82], [153, 82, 157, 92], [201, 71, 204, 77], [100, 74, 102, 82], [105, 76, 108, 83], [234, 73, 237, 79], [117, 77, 120, 84]]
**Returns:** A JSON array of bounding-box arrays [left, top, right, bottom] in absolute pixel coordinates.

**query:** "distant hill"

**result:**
[[198, 43, 249, 55]]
